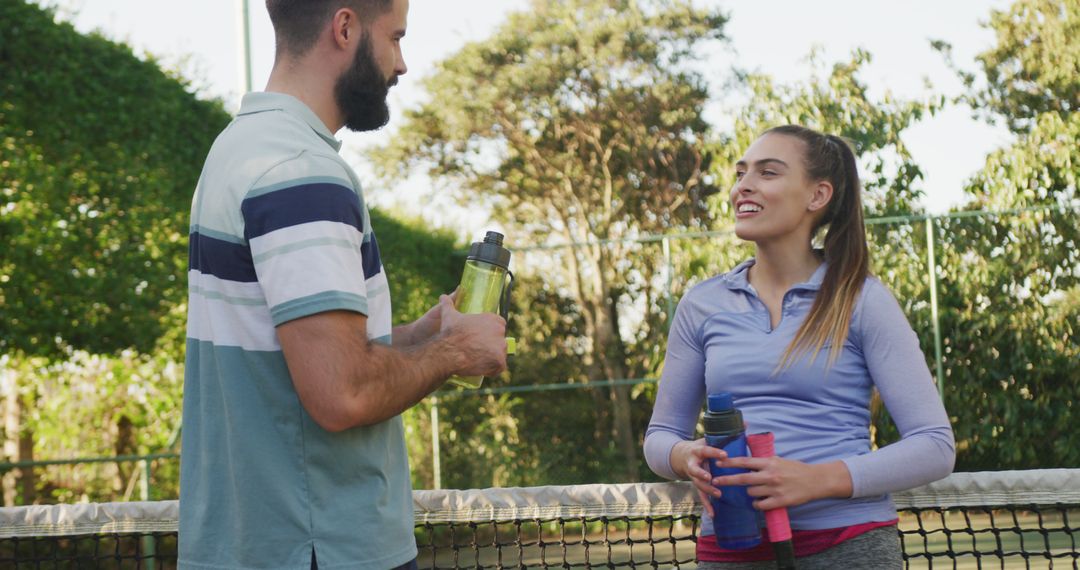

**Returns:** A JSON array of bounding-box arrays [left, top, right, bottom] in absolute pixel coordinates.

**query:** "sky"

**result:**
[[49, 0, 1015, 234]]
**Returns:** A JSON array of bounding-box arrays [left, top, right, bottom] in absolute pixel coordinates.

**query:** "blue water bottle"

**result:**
[[703, 392, 762, 549]]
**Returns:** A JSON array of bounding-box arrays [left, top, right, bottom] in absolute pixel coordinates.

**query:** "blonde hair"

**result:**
[[766, 126, 869, 369]]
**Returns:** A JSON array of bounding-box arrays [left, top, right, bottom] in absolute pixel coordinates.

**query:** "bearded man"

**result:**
[[179, 1, 507, 568]]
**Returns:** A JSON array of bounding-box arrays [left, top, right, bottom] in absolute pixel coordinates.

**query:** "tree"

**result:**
[[0, 1, 231, 503], [929, 0, 1079, 469], [371, 0, 727, 482], [0, 1, 232, 359], [937, 0, 1078, 133]]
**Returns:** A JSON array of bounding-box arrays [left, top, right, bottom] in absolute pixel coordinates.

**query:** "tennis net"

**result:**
[[1, 469, 1077, 568]]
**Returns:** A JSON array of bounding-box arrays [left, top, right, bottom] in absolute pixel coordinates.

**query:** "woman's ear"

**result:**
[[808, 180, 834, 213]]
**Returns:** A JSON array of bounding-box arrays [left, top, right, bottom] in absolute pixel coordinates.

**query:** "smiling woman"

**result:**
[[644, 125, 955, 569], [733, 126, 869, 368]]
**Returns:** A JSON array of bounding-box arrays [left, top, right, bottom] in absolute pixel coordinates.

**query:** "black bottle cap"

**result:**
[[467, 231, 511, 269], [703, 392, 744, 436]]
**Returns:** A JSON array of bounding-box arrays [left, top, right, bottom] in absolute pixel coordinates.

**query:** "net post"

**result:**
[[925, 216, 945, 398], [140, 459, 156, 570], [430, 396, 441, 490], [663, 236, 674, 330]]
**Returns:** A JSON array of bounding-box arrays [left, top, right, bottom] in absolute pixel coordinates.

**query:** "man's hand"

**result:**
[[437, 294, 507, 378]]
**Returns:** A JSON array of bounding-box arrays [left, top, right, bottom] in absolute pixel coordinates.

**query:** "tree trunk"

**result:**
[[584, 248, 639, 482], [557, 225, 614, 450], [115, 415, 135, 494], [2, 367, 14, 506], [2, 369, 35, 505], [558, 217, 640, 482]]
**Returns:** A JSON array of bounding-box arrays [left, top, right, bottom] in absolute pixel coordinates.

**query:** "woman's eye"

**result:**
[[734, 171, 745, 180], [761, 170, 777, 177]]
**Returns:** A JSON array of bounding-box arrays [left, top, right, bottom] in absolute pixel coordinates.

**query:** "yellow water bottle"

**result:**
[[448, 231, 515, 389]]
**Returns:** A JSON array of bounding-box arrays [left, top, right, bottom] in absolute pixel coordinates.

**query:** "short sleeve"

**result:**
[[241, 154, 371, 326]]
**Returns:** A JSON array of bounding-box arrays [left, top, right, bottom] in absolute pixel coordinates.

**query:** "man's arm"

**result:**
[[277, 296, 505, 432]]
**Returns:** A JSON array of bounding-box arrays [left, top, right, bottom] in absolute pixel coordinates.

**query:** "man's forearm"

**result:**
[[342, 331, 464, 425], [279, 312, 461, 431], [280, 304, 504, 432]]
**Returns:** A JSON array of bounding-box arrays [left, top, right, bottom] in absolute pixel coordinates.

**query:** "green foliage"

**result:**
[[0, 0, 228, 503], [937, 116, 1079, 469], [1, 351, 182, 503], [0, 1, 231, 359], [369, 208, 463, 324], [903, 0, 1080, 469], [920, 0, 1079, 469], [970, 0, 1078, 131], [373, 0, 725, 239]]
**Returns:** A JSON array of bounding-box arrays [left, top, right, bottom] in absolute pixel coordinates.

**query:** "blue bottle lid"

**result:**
[[707, 392, 734, 413]]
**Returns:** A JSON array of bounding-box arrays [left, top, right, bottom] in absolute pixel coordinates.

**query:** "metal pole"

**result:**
[[236, 0, 253, 98], [430, 396, 441, 490], [662, 236, 674, 328], [925, 217, 945, 398], [140, 459, 157, 570]]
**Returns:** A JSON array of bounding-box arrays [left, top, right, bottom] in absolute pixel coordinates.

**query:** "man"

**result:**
[[179, 0, 507, 568]]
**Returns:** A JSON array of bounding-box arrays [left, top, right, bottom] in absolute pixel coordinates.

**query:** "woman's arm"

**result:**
[[841, 280, 956, 497], [644, 291, 734, 514], [643, 293, 709, 480]]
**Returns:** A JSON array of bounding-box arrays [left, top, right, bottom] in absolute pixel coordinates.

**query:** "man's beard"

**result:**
[[334, 33, 396, 132]]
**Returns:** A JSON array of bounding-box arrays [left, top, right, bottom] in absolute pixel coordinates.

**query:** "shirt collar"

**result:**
[[238, 92, 342, 152], [722, 257, 828, 294]]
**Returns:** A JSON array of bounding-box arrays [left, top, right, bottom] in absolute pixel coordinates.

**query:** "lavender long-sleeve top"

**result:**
[[644, 259, 955, 532]]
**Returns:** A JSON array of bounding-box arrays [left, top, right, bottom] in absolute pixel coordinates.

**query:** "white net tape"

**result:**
[[2, 468, 1078, 538]]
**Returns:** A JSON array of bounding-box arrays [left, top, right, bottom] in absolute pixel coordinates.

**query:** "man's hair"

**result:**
[[266, 0, 393, 58]]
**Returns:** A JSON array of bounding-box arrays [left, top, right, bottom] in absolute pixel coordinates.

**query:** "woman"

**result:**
[[643, 125, 955, 569]]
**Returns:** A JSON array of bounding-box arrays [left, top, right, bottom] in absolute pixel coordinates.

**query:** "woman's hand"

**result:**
[[710, 456, 853, 511], [670, 439, 727, 518]]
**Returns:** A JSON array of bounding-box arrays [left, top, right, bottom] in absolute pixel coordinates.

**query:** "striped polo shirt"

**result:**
[[179, 92, 415, 569]]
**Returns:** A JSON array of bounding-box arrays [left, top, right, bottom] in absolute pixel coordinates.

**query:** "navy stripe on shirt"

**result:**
[[361, 234, 382, 280], [189, 231, 257, 283], [241, 182, 364, 241]]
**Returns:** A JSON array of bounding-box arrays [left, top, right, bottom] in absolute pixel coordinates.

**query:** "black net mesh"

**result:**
[[899, 504, 1079, 569], [415, 514, 698, 568], [0, 532, 176, 569]]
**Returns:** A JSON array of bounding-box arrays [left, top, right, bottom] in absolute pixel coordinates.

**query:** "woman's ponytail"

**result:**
[[768, 126, 869, 369]]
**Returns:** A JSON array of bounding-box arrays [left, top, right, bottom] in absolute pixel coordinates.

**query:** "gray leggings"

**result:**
[[696, 525, 902, 570]]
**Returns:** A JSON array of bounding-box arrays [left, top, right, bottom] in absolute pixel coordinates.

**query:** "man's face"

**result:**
[[334, 0, 408, 132]]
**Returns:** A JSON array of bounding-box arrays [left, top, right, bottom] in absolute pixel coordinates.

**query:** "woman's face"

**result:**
[[729, 133, 830, 245]]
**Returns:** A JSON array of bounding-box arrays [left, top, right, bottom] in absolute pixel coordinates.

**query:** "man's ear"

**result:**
[[332, 8, 355, 48], [808, 180, 834, 213]]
